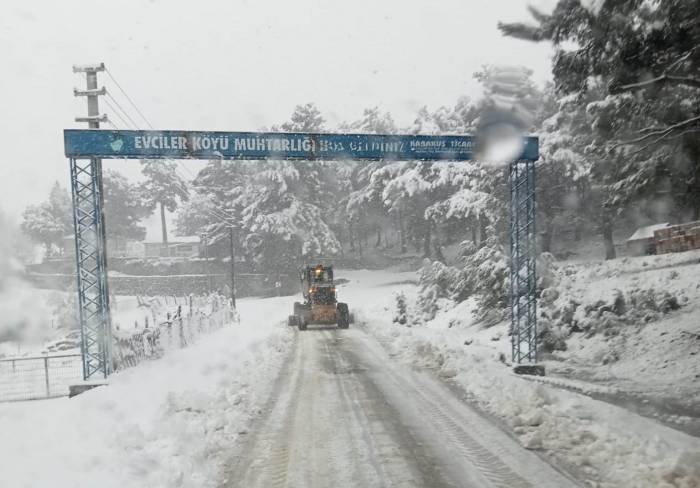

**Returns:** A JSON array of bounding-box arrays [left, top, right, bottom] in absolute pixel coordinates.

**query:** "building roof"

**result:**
[[627, 223, 670, 242], [143, 235, 200, 245]]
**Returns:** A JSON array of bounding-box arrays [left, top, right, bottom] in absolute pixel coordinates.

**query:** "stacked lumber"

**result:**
[[654, 221, 700, 254]]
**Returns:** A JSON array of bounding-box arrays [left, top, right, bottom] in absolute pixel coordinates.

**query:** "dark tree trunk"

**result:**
[[159, 202, 168, 258], [433, 240, 445, 263], [574, 180, 588, 241], [399, 210, 407, 253], [375, 228, 382, 248], [358, 225, 363, 258], [602, 213, 616, 260], [423, 225, 431, 258], [348, 223, 355, 251], [541, 218, 554, 253], [479, 214, 488, 243]]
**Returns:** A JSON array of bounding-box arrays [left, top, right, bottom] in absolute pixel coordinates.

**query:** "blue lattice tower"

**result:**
[[509, 160, 538, 364], [69, 157, 112, 379]]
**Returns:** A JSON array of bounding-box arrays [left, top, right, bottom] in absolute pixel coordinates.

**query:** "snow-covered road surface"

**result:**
[[223, 325, 578, 488]]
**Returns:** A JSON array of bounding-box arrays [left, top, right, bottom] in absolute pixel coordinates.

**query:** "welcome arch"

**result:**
[[64, 129, 539, 379]]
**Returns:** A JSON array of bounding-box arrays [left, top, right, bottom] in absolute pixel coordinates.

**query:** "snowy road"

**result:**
[[223, 325, 578, 488]]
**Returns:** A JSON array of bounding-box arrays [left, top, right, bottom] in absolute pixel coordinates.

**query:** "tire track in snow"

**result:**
[[221, 331, 304, 487], [342, 329, 581, 488], [224, 326, 581, 487], [323, 332, 450, 487]]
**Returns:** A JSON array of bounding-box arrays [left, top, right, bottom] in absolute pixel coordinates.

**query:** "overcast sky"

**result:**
[[0, 0, 556, 236]]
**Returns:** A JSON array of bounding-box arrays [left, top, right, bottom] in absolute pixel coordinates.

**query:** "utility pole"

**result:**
[[72, 63, 112, 378], [74, 64, 108, 128], [229, 226, 237, 309]]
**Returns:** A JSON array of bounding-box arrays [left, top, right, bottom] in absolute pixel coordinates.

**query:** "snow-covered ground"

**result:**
[[0, 296, 292, 488], [0, 262, 698, 487], [340, 261, 700, 487], [542, 249, 700, 428]]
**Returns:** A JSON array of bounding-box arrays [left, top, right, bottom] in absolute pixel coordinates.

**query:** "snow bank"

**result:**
[[343, 268, 700, 488], [0, 296, 293, 488], [541, 249, 700, 393]]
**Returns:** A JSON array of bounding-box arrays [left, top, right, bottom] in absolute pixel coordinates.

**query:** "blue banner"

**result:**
[[64, 129, 538, 161]]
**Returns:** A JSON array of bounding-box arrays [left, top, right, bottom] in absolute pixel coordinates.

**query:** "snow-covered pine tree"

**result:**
[[500, 0, 700, 253], [20, 182, 73, 257], [103, 170, 150, 243], [393, 291, 408, 325], [183, 104, 342, 273], [140, 160, 190, 245], [340, 108, 400, 255]]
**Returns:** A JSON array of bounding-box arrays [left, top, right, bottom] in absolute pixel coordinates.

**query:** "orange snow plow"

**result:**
[[288, 265, 350, 331]]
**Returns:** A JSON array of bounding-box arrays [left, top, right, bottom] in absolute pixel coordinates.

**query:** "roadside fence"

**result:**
[[0, 294, 234, 403], [0, 354, 82, 402], [112, 293, 234, 371]]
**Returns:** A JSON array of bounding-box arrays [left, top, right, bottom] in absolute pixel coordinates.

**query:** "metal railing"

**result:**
[[0, 354, 83, 402], [0, 295, 233, 403]]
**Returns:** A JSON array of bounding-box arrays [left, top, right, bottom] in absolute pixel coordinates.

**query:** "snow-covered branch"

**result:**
[[611, 74, 700, 93], [614, 115, 700, 148]]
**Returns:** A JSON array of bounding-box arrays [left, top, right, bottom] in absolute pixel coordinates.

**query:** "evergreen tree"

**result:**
[[341, 108, 399, 254], [500, 0, 700, 237], [185, 105, 342, 273], [103, 170, 150, 242], [22, 175, 153, 257], [140, 160, 190, 245], [20, 182, 72, 256], [278, 103, 325, 132]]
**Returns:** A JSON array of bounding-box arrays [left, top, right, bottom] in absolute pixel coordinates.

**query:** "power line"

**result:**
[[98, 69, 202, 180], [104, 67, 155, 129], [101, 96, 136, 130], [105, 91, 142, 130], [99, 68, 237, 228], [105, 119, 120, 130]]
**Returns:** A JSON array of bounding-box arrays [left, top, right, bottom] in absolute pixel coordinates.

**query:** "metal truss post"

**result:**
[[509, 160, 537, 364], [69, 157, 112, 380]]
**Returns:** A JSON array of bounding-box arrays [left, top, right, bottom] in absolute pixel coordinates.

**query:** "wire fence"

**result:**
[[112, 294, 233, 370], [0, 354, 82, 402], [0, 294, 234, 403]]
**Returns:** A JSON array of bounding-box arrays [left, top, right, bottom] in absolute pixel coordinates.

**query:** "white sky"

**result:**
[[0, 0, 555, 236]]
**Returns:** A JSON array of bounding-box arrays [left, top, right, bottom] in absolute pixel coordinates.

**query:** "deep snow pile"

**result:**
[[538, 249, 700, 393], [0, 296, 293, 488], [340, 267, 700, 488]]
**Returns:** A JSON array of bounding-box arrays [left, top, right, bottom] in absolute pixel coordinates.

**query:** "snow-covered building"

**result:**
[[143, 235, 201, 258], [62, 236, 144, 259], [626, 223, 670, 256]]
